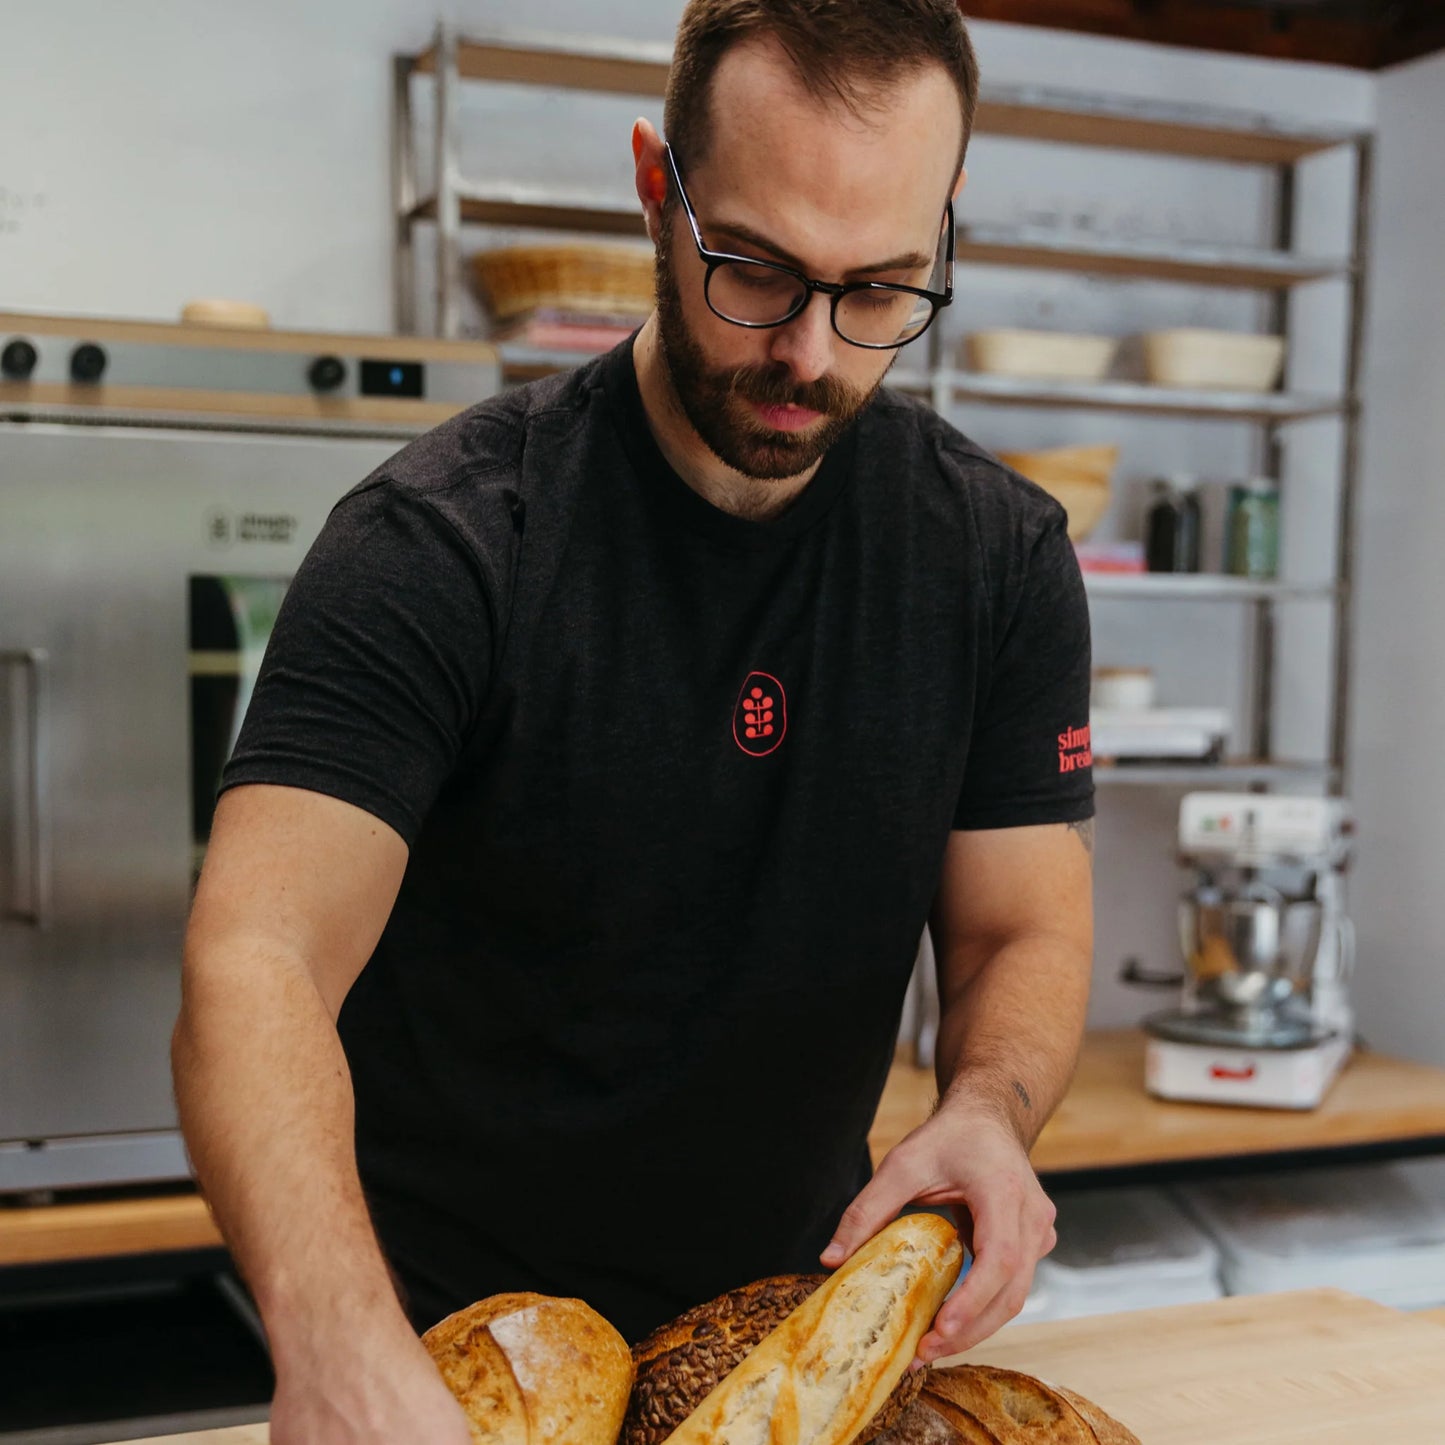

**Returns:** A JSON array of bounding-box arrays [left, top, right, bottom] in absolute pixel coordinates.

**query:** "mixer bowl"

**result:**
[[1179, 889, 1324, 1012]]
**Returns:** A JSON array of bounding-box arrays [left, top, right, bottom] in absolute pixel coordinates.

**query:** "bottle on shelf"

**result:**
[[1224, 478, 1280, 579], [1144, 478, 1202, 573]]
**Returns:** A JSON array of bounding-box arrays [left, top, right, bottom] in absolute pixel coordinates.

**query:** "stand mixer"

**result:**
[[1144, 793, 1357, 1109]]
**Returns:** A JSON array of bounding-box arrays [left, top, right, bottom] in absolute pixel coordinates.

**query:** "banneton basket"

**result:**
[[1142, 328, 1285, 392], [996, 442, 1117, 542], [468, 243, 656, 323], [965, 329, 1118, 382]]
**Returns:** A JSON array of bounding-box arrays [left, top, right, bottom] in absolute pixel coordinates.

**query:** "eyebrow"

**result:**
[[708, 219, 933, 277]]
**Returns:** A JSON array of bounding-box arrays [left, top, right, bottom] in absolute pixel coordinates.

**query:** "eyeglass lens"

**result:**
[[706, 262, 936, 345]]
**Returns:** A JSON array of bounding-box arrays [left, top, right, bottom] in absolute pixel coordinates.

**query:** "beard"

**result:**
[[653, 211, 889, 482]]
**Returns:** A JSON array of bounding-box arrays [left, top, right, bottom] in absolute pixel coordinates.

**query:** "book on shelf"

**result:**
[[491, 308, 648, 354]]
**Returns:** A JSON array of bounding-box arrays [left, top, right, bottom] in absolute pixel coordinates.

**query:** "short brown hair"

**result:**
[[664, 0, 979, 178]]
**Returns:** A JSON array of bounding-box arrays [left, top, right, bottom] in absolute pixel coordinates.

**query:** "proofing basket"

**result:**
[[996, 443, 1118, 542], [965, 329, 1119, 382], [468, 243, 656, 324], [1142, 329, 1286, 392]]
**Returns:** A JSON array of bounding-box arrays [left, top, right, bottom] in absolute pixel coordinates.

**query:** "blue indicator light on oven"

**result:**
[[360, 359, 425, 398]]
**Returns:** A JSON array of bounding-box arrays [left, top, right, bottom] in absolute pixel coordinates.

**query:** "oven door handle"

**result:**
[[3, 648, 51, 929]]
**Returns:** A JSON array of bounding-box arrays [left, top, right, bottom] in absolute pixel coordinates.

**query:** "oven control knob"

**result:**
[[1, 338, 38, 379], [308, 355, 347, 393], [70, 343, 108, 383]]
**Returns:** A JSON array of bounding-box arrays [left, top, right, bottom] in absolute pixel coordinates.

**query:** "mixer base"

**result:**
[[1144, 1026, 1353, 1109]]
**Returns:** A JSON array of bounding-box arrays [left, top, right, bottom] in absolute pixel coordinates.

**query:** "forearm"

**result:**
[[172, 938, 414, 1357], [932, 931, 1091, 1148]]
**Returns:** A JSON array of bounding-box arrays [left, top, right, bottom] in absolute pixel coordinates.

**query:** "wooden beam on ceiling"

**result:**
[[958, 0, 1441, 70], [1375, 4, 1445, 67]]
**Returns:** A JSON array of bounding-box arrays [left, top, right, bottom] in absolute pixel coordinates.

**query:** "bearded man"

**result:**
[[173, 4, 1095, 1442]]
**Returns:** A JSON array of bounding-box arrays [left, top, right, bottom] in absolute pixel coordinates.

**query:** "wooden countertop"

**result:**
[[115, 1291, 1445, 1445], [9, 1030, 1445, 1268], [870, 1028, 1445, 1171]]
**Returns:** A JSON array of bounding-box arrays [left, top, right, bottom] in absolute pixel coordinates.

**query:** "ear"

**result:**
[[952, 166, 968, 201], [632, 117, 668, 247]]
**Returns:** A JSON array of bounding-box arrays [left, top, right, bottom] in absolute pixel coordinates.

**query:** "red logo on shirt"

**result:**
[[733, 672, 787, 757], [1058, 723, 1092, 774]]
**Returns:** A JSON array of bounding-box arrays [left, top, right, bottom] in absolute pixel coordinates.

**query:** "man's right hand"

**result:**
[[268, 1328, 474, 1445]]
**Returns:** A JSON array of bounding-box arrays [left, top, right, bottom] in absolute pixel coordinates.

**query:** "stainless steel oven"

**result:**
[[0, 313, 499, 1191]]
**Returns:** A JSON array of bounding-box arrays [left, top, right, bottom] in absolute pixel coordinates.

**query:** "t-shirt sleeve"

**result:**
[[219, 480, 494, 846], [953, 511, 1094, 830]]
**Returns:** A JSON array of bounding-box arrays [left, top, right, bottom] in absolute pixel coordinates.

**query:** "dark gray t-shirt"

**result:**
[[222, 337, 1093, 1340]]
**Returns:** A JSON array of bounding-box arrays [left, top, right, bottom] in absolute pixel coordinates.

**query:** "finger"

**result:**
[[919, 1200, 1052, 1361], [914, 1208, 1025, 1361], [820, 1163, 931, 1267], [924, 1263, 1037, 1360]]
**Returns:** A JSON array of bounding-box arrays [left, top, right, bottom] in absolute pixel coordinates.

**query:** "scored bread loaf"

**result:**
[[422, 1291, 635, 1445], [623, 1273, 925, 1445], [869, 1364, 1140, 1445], [657, 1213, 964, 1445]]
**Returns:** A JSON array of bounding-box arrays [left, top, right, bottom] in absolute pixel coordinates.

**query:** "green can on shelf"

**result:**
[[1225, 479, 1280, 579]]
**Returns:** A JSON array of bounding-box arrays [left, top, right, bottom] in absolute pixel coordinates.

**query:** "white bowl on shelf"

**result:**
[[964, 329, 1118, 382], [1142, 328, 1286, 392]]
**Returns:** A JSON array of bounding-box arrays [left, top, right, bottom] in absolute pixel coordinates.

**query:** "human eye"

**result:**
[[854, 286, 911, 311], [729, 260, 796, 292]]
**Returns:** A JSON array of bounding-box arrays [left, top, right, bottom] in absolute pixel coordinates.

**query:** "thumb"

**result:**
[[819, 1160, 920, 1268]]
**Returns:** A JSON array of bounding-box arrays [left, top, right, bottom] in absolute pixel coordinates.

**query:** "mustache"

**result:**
[[726, 363, 864, 417]]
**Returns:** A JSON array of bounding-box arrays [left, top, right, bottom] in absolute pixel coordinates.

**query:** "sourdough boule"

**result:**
[[869, 1364, 1141, 1445], [422, 1291, 635, 1445]]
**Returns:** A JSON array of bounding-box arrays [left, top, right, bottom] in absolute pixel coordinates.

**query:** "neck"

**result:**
[[632, 315, 821, 522]]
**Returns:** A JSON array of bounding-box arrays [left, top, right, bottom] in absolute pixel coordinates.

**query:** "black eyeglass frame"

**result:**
[[662, 144, 954, 352]]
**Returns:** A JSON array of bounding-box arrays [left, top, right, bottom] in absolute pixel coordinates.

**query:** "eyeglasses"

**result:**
[[662, 144, 953, 351]]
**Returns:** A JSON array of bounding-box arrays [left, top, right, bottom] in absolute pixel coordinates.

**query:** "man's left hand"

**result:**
[[819, 1103, 1057, 1361]]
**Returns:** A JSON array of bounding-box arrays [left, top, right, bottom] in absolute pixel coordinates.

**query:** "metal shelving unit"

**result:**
[[889, 369, 1347, 421], [1082, 575, 1337, 602], [1095, 762, 1337, 788], [391, 23, 1372, 796]]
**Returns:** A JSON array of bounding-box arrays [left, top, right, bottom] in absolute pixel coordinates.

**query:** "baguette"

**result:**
[[624, 1274, 925, 1445], [422, 1291, 635, 1445], [658, 1213, 964, 1445]]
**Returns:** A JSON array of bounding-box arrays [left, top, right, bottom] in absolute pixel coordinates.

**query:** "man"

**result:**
[[173, 3, 1094, 1441]]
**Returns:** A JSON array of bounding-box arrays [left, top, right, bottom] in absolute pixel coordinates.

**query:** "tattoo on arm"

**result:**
[[1067, 818, 1095, 856], [1012, 1080, 1032, 1111]]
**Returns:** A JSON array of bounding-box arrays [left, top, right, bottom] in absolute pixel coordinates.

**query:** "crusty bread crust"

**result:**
[[624, 1274, 925, 1445], [870, 1365, 1142, 1445], [926, 1365, 1095, 1445], [626, 1275, 826, 1445], [658, 1213, 964, 1445], [423, 1291, 635, 1445]]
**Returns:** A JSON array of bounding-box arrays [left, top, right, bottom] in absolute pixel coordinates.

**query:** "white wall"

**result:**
[[1348, 50, 1445, 1064], [0, 3, 1381, 1029], [0, 3, 1373, 331]]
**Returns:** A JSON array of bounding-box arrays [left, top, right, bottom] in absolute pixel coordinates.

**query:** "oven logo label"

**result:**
[[205, 509, 299, 549], [733, 671, 788, 758]]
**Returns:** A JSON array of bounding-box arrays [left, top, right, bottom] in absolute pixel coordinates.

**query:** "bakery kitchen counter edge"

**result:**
[[10, 1031, 1445, 1268], [111, 1291, 1445, 1445], [876, 1028, 1445, 1172]]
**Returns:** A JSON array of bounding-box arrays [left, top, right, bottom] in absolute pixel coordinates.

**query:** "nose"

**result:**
[[766, 289, 837, 385]]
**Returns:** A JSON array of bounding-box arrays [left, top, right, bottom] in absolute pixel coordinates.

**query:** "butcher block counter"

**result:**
[[111, 1291, 1445, 1445], [870, 1028, 1445, 1171], [8, 1031, 1445, 1267]]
